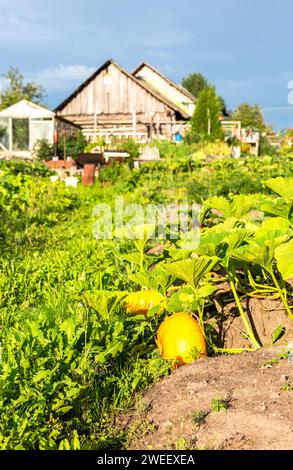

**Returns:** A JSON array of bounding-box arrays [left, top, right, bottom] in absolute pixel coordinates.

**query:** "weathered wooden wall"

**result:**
[[58, 63, 171, 116], [57, 62, 188, 142]]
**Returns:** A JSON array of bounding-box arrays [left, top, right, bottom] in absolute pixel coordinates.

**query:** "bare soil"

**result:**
[[218, 298, 293, 349], [124, 344, 293, 450]]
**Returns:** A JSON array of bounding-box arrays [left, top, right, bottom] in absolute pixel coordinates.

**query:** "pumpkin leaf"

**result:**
[[254, 217, 291, 243], [259, 198, 292, 220], [275, 238, 293, 281], [204, 195, 257, 220], [164, 256, 218, 290], [230, 244, 274, 273], [265, 177, 293, 201]]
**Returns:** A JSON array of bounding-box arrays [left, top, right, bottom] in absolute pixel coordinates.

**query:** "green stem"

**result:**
[[247, 269, 277, 292], [228, 272, 261, 349], [140, 251, 144, 271], [198, 301, 205, 334], [271, 271, 293, 322], [215, 347, 256, 354]]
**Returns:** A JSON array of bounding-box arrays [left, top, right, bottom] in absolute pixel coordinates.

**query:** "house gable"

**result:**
[[133, 63, 196, 117], [55, 60, 189, 119]]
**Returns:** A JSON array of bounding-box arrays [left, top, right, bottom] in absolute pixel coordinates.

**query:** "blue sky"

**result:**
[[0, 0, 293, 129]]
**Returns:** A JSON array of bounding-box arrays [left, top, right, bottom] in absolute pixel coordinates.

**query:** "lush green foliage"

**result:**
[[191, 87, 224, 141], [33, 139, 54, 161], [232, 103, 266, 131], [0, 149, 292, 449], [181, 73, 228, 116], [57, 131, 87, 161], [181, 72, 210, 98], [0, 67, 45, 110]]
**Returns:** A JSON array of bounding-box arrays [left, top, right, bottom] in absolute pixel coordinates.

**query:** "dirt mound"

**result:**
[[124, 345, 293, 450], [218, 298, 293, 349]]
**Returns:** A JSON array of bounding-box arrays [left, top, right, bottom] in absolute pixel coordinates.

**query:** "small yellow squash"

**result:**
[[125, 290, 164, 316]]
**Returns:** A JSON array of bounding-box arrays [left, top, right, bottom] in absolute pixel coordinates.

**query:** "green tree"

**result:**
[[182, 72, 229, 116], [182, 73, 210, 98], [191, 86, 224, 141], [0, 67, 45, 110], [232, 103, 266, 130], [218, 96, 229, 117]]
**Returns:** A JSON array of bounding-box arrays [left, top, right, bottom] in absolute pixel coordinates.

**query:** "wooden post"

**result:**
[[9, 118, 12, 154], [94, 113, 97, 141], [150, 113, 154, 141], [82, 164, 96, 186]]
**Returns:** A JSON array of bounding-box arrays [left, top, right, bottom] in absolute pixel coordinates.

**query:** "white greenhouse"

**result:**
[[0, 99, 79, 159]]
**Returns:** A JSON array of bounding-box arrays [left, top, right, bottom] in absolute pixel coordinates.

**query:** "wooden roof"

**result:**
[[133, 62, 197, 103], [55, 59, 189, 119]]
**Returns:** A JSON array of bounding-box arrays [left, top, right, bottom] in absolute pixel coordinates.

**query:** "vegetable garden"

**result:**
[[0, 148, 292, 450]]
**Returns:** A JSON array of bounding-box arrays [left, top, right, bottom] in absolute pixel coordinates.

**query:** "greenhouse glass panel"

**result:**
[[12, 118, 29, 151], [0, 118, 9, 151], [30, 118, 54, 149]]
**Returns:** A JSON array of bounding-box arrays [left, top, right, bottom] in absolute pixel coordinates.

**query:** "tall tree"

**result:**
[[0, 67, 45, 110], [191, 86, 224, 141], [182, 72, 229, 117], [232, 103, 266, 130], [182, 73, 210, 99]]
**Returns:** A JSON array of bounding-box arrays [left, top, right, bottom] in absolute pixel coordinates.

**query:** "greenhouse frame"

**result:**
[[0, 99, 79, 159]]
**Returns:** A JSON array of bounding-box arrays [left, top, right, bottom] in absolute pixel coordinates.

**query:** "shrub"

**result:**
[[33, 139, 54, 161], [57, 131, 87, 160]]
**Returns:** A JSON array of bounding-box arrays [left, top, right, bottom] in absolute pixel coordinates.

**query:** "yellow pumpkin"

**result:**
[[157, 312, 207, 366], [125, 290, 165, 316]]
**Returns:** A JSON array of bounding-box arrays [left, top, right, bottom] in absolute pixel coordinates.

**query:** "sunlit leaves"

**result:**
[[265, 177, 293, 201], [275, 238, 293, 282]]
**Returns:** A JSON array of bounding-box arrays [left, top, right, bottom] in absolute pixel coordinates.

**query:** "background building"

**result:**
[[55, 60, 196, 143]]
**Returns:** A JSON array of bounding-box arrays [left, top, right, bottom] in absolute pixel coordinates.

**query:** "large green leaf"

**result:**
[[230, 243, 274, 272], [223, 229, 252, 254], [209, 217, 245, 233], [204, 195, 258, 220], [259, 198, 292, 220], [204, 196, 231, 218], [275, 238, 293, 281], [255, 217, 291, 243], [164, 256, 219, 290], [265, 177, 293, 201], [198, 231, 228, 256], [229, 195, 259, 218], [217, 229, 253, 267], [129, 268, 171, 291]]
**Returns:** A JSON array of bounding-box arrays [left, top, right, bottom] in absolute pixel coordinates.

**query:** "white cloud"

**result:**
[[30, 64, 96, 92]]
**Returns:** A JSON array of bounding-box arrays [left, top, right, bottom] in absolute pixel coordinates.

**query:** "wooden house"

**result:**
[[55, 60, 196, 143]]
